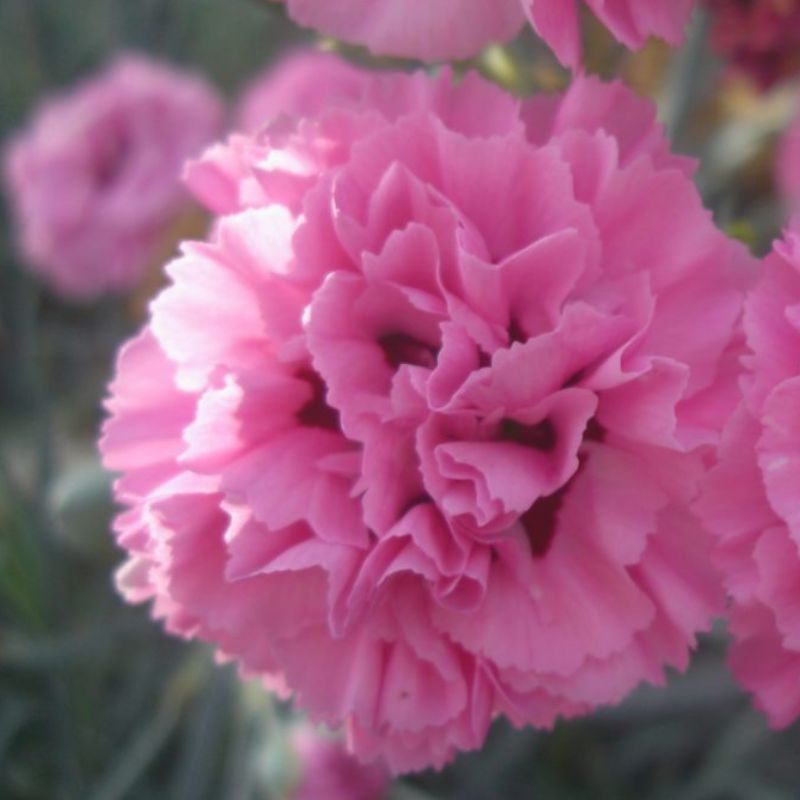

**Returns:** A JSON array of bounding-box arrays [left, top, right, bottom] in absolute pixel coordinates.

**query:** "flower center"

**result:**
[[93, 126, 131, 189], [378, 333, 437, 370], [498, 417, 557, 451], [508, 316, 527, 345], [296, 369, 340, 431], [518, 417, 606, 559], [521, 485, 567, 558]]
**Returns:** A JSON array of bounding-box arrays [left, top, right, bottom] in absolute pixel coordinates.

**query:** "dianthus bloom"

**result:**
[[4, 55, 222, 299], [705, 0, 800, 88], [237, 50, 370, 133], [277, 0, 695, 67], [102, 62, 752, 771], [290, 726, 389, 800], [697, 223, 800, 727]]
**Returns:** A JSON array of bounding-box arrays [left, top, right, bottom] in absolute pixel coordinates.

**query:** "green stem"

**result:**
[[663, 7, 711, 147]]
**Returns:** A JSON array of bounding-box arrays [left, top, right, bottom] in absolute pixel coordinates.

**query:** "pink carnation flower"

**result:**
[[102, 62, 752, 771], [290, 726, 389, 800], [705, 0, 800, 88], [237, 50, 370, 133], [4, 55, 222, 300], [278, 0, 695, 68], [697, 223, 800, 727]]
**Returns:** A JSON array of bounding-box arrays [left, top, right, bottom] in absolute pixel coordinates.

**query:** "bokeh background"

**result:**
[[1, 2, 800, 798]]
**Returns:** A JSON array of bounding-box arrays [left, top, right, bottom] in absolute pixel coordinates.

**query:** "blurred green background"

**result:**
[[1, 2, 800, 798]]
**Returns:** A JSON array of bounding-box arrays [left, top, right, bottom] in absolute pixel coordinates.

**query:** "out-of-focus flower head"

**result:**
[[275, 0, 695, 68], [706, 0, 800, 89], [237, 50, 370, 133], [290, 725, 389, 800], [101, 57, 753, 772], [4, 54, 223, 300], [697, 221, 800, 727]]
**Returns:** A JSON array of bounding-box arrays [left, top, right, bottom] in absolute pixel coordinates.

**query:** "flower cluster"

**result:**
[[4, 55, 222, 299], [39, 0, 800, 775], [101, 60, 754, 771], [277, 0, 695, 67]]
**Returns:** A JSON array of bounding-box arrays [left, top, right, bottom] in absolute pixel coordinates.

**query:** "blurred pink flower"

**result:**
[[291, 726, 389, 800], [4, 54, 222, 300], [697, 224, 800, 727], [237, 50, 370, 133], [102, 61, 752, 772], [705, 0, 800, 88], [278, 0, 695, 67]]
